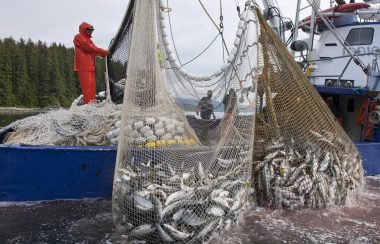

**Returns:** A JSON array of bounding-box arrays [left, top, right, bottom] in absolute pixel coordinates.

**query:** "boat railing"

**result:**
[[306, 51, 380, 88]]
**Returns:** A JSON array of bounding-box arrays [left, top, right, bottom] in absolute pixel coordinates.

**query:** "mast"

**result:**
[[261, 0, 285, 42]]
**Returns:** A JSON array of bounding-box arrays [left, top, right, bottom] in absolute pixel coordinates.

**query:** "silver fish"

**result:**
[[150, 193, 163, 221], [193, 219, 219, 242], [310, 130, 323, 139], [224, 219, 233, 230], [156, 224, 175, 243], [212, 197, 231, 209], [132, 194, 154, 212], [318, 152, 330, 172], [130, 224, 156, 237], [161, 200, 203, 221], [163, 223, 190, 240], [267, 142, 285, 151], [296, 175, 313, 195], [217, 158, 234, 168], [207, 206, 225, 217], [180, 210, 208, 226], [231, 189, 246, 211], [172, 209, 185, 222], [180, 178, 194, 192], [197, 161, 205, 180], [264, 151, 279, 161]]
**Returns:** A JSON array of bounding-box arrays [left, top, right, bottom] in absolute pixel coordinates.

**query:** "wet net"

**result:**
[[111, 0, 364, 242], [3, 101, 122, 146], [111, 0, 257, 243], [251, 8, 364, 210]]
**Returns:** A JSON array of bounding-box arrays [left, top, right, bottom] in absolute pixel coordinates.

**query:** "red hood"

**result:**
[[79, 22, 93, 38]]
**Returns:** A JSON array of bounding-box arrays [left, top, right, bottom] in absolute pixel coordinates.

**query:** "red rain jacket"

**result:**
[[73, 22, 109, 72]]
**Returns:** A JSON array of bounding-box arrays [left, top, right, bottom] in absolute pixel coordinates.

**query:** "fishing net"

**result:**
[[112, 0, 365, 241], [3, 101, 121, 146], [112, 0, 257, 242], [251, 8, 364, 210]]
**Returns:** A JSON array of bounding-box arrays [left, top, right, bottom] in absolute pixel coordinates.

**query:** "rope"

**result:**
[[167, 0, 183, 66], [181, 33, 221, 66], [198, 0, 230, 56]]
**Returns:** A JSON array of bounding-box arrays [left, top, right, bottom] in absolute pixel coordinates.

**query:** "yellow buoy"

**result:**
[[177, 138, 185, 145], [167, 139, 176, 145], [188, 138, 196, 145], [146, 141, 156, 148]]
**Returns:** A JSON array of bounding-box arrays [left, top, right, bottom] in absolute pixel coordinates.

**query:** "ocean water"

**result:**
[[1, 177, 379, 244], [0, 113, 37, 128]]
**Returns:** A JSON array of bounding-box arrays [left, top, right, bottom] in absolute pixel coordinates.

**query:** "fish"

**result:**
[[207, 206, 225, 217], [224, 219, 233, 230], [163, 223, 191, 240], [161, 200, 203, 221], [310, 130, 323, 139], [212, 197, 231, 209], [156, 224, 175, 243], [193, 219, 220, 242], [180, 178, 194, 193], [217, 158, 235, 168], [295, 175, 313, 195], [130, 224, 156, 238], [167, 164, 176, 176], [266, 142, 285, 151], [318, 152, 330, 172], [197, 161, 205, 180], [262, 164, 272, 197], [264, 151, 279, 161], [150, 193, 163, 222], [180, 210, 208, 226], [132, 194, 154, 212], [172, 209, 185, 222]]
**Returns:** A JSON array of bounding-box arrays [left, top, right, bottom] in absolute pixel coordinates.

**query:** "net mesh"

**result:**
[[111, 1, 363, 242], [3, 101, 122, 146], [111, 0, 256, 242], [252, 8, 364, 209]]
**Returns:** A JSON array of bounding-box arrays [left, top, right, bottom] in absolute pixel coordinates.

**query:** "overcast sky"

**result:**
[[0, 0, 335, 73]]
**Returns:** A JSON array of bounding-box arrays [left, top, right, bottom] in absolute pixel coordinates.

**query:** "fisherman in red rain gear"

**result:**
[[356, 98, 378, 140], [74, 22, 110, 104]]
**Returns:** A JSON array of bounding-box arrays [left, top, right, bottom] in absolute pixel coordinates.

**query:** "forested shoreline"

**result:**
[[0, 37, 106, 108]]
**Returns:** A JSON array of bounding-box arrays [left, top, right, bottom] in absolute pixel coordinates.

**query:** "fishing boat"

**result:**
[[0, 0, 379, 203], [285, 0, 380, 176]]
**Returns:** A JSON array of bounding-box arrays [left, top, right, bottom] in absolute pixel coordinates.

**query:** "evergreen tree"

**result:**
[[0, 38, 121, 108], [0, 38, 16, 105]]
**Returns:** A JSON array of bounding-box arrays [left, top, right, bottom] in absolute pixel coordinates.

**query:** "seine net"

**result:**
[[251, 8, 364, 210], [112, 0, 365, 241], [112, 0, 257, 243]]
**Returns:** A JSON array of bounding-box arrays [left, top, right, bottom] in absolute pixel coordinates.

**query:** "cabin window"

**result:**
[[347, 98, 355, 112], [345, 28, 374, 46]]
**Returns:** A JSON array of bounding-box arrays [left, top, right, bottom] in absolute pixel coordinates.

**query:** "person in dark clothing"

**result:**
[[196, 90, 216, 120], [196, 90, 216, 144], [222, 88, 238, 138], [223, 88, 237, 119]]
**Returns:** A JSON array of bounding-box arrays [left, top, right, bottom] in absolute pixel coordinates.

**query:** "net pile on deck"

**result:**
[[111, 0, 257, 243], [3, 101, 122, 146]]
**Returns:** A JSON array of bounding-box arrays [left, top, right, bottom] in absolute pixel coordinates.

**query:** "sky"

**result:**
[[0, 0, 336, 73]]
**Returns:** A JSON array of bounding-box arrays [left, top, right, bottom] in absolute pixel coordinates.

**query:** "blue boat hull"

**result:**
[[0, 144, 116, 201], [0, 143, 379, 201]]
